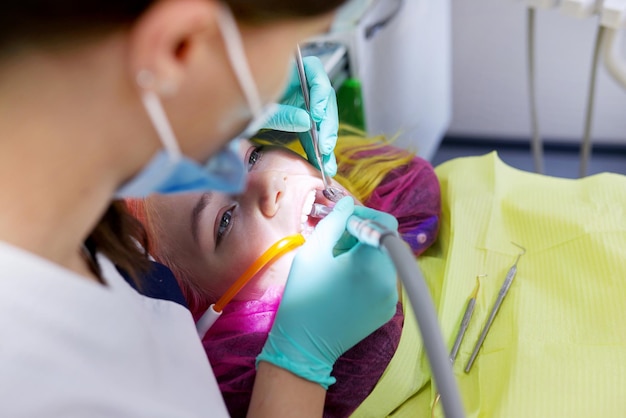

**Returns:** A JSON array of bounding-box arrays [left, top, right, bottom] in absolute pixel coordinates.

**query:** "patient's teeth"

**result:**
[[300, 190, 316, 226]]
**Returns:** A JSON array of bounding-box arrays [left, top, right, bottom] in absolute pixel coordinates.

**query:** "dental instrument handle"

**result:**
[[294, 46, 330, 190], [449, 298, 476, 362], [346, 214, 397, 249], [465, 265, 518, 373], [309, 204, 395, 248], [310, 203, 333, 218]]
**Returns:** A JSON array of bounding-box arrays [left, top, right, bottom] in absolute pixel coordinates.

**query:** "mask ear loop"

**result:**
[[195, 233, 305, 338], [136, 70, 183, 161], [215, 2, 264, 118]]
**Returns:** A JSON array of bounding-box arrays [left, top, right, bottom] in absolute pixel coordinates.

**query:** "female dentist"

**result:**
[[0, 1, 399, 417]]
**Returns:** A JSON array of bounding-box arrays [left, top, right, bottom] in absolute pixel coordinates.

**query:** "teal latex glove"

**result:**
[[256, 197, 399, 388], [263, 56, 338, 177]]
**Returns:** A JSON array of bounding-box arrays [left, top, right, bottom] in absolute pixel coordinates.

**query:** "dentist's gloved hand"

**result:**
[[262, 56, 338, 177], [256, 197, 399, 389]]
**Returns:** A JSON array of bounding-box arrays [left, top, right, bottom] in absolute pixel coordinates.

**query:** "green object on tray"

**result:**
[[336, 77, 366, 131]]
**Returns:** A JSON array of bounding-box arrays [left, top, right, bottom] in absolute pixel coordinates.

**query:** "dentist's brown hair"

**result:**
[[0, 0, 346, 49]]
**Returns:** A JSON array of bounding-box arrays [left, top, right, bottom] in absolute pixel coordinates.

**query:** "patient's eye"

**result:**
[[247, 146, 264, 171], [216, 206, 235, 246]]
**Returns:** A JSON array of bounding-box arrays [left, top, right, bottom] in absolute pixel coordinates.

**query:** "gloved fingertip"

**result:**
[[323, 154, 337, 177], [302, 56, 326, 78], [290, 109, 313, 132], [307, 196, 354, 248], [310, 99, 328, 124], [263, 106, 312, 132], [319, 134, 337, 155], [335, 195, 354, 209], [329, 197, 355, 220], [353, 206, 399, 231], [314, 88, 337, 125]]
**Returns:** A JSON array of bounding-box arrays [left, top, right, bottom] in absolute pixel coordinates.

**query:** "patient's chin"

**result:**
[[235, 252, 294, 301]]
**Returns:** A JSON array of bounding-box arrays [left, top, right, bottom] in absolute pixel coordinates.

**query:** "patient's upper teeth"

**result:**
[[300, 190, 316, 224]]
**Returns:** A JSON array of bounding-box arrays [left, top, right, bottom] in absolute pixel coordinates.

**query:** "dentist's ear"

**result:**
[[128, 0, 221, 95]]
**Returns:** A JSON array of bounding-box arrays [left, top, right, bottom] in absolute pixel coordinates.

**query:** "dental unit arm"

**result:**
[[310, 203, 466, 418]]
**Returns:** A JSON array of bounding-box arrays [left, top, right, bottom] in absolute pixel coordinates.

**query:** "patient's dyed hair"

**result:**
[[124, 198, 213, 316], [278, 125, 416, 203]]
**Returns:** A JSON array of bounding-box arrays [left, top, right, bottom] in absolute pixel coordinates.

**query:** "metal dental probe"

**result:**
[[465, 243, 526, 373], [431, 275, 484, 417], [294, 45, 344, 202], [450, 275, 484, 362]]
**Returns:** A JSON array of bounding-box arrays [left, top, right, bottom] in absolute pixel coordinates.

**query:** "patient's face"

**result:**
[[146, 141, 354, 302]]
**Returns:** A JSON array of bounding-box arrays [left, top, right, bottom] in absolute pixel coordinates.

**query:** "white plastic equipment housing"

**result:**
[[561, 0, 600, 18], [601, 0, 626, 27]]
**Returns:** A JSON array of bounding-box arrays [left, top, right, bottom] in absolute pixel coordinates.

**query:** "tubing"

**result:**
[[328, 210, 465, 417], [243, 205, 467, 416], [381, 234, 465, 418], [580, 25, 604, 178], [527, 8, 544, 174]]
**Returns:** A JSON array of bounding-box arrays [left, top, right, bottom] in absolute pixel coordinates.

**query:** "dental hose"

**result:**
[[312, 204, 466, 417], [527, 7, 544, 174], [580, 24, 604, 178], [382, 234, 464, 418]]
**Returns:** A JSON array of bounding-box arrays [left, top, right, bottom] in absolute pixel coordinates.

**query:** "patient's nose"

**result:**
[[247, 170, 286, 217]]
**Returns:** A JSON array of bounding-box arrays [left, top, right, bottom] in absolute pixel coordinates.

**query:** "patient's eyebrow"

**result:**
[[191, 192, 212, 244]]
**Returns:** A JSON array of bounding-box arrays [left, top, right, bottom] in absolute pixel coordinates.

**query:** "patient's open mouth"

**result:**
[[299, 189, 337, 237]]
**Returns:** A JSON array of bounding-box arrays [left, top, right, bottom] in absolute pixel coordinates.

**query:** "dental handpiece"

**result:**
[[309, 203, 395, 248]]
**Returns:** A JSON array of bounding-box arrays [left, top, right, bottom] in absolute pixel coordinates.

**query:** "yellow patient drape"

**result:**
[[352, 152, 626, 418]]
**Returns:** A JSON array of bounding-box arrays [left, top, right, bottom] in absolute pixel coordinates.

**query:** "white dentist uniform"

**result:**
[[0, 241, 229, 417]]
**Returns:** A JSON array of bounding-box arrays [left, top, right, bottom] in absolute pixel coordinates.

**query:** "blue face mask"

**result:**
[[115, 139, 245, 198], [116, 3, 273, 198]]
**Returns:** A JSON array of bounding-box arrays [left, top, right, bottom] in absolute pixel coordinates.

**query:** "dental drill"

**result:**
[[310, 203, 466, 418]]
